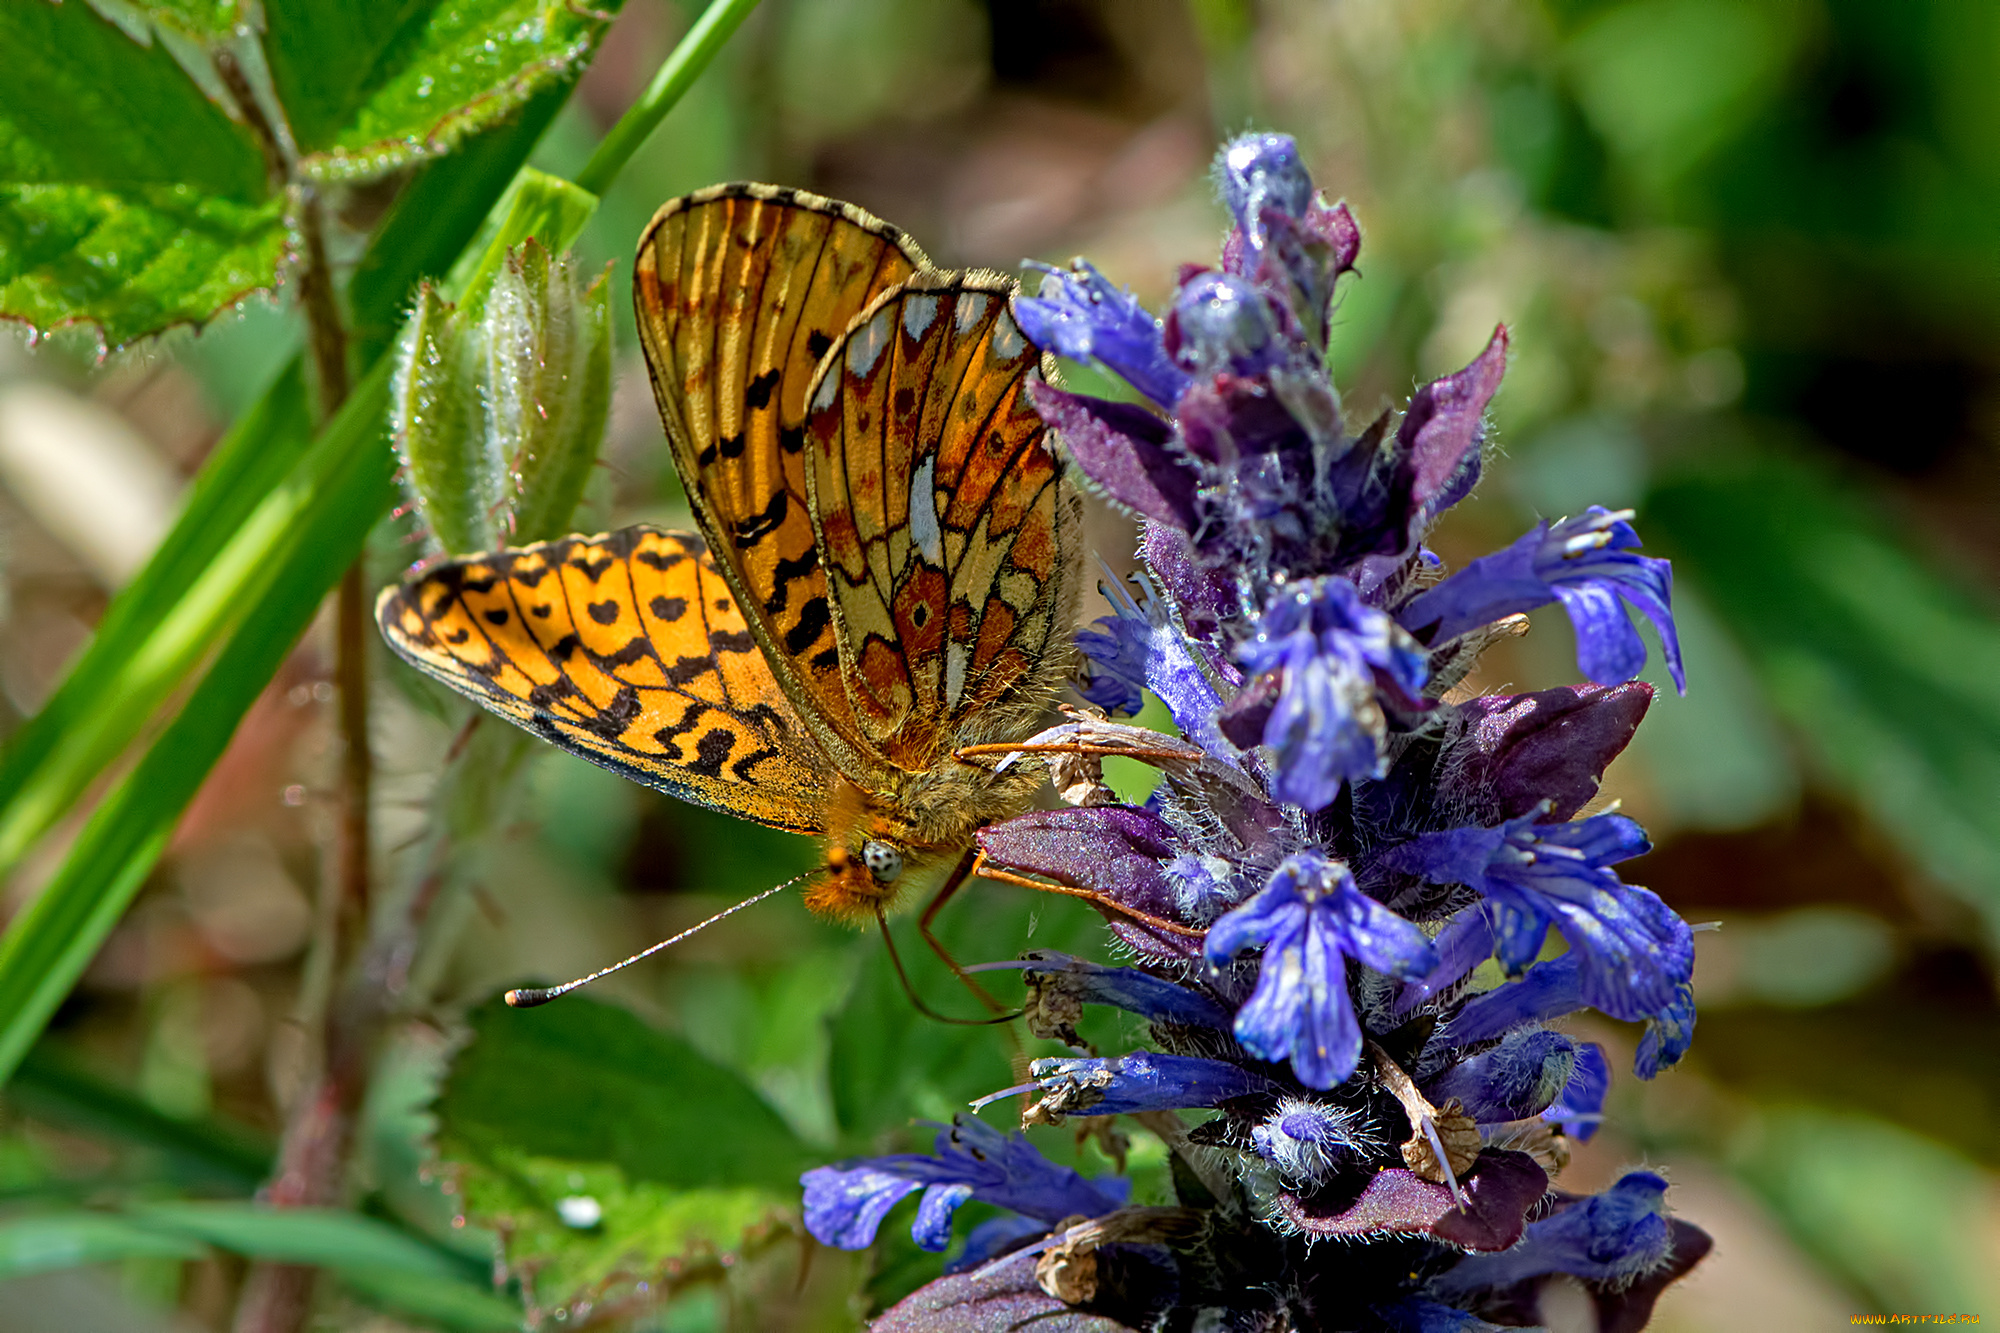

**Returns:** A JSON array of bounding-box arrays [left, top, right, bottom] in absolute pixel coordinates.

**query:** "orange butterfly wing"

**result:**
[[633, 184, 927, 778], [375, 527, 829, 834], [801, 272, 1083, 772]]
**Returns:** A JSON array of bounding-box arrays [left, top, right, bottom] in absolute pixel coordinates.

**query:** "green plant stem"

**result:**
[[573, 0, 762, 196]]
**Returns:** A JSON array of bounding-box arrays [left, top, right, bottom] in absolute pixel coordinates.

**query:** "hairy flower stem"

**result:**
[[233, 177, 376, 1333]]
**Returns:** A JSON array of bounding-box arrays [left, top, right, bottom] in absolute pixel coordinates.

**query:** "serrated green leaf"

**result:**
[[1645, 449, 2000, 945], [0, 1213, 202, 1279], [451, 1145, 791, 1320], [0, 0, 286, 344], [439, 997, 811, 1191], [0, 1, 264, 194], [264, 0, 624, 183]]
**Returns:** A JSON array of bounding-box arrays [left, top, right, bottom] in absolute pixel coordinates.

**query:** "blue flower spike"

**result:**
[[811, 123, 1712, 1329]]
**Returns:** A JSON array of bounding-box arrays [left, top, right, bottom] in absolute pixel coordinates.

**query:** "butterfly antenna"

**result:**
[[872, 905, 1021, 1027], [504, 870, 812, 1008]]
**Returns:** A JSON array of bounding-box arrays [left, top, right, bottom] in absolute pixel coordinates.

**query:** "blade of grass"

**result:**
[[573, 0, 763, 196]]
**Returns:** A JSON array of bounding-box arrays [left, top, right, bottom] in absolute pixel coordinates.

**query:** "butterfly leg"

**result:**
[[917, 847, 1015, 1017], [970, 851, 1206, 942]]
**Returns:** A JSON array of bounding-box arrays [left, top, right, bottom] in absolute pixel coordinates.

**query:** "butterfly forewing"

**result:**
[[376, 528, 829, 833], [633, 184, 929, 775], [803, 273, 1081, 772]]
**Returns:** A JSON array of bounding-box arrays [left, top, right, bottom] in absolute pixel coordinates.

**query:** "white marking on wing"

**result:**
[[847, 311, 890, 376], [989, 311, 1024, 360], [945, 638, 969, 707], [902, 294, 940, 339], [955, 292, 990, 333], [908, 455, 943, 566]]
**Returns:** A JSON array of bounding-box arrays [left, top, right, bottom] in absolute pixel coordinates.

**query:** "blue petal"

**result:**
[[1552, 579, 1648, 685], [912, 1182, 975, 1252], [1447, 953, 1586, 1045], [801, 1166, 923, 1249], [1635, 982, 1696, 1079], [1016, 262, 1189, 408], [1327, 876, 1438, 981]]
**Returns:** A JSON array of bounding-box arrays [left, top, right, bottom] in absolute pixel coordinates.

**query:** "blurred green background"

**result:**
[[2, 0, 1997, 1328]]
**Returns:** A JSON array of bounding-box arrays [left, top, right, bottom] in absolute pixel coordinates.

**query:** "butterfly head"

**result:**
[[808, 840, 909, 924]]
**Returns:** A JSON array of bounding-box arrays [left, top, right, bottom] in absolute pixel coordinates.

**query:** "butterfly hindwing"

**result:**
[[802, 272, 1082, 771], [376, 528, 829, 834], [633, 183, 929, 776]]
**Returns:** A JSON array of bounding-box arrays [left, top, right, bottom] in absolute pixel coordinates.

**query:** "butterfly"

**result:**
[[376, 183, 1083, 929]]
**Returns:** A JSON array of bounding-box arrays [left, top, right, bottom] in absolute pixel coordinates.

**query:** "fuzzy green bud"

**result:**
[[391, 282, 499, 556], [483, 240, 612, 546]]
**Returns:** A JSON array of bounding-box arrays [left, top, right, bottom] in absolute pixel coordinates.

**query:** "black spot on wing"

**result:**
[[484, 608, 509, 626], [570, 554, 616, 581], [686, 729, 735, 778], [650, 595, 687, 621], [810, 647, 840, 672], [580, 686, 641, 740], [512, 565, 549, 588], [731, 746, 781, 781], [588, 600, 621, 625], [528, 677, 580, 710], [635, 546, 688, 571], [446, 628, 471, 645], [664, 654, 716, 687], [732, 489, 788, 547], [653, 701, 708, 747], [785, 596, 831, 655], [711, 630, 756, 655], [718, 432, 746, 459], [762, 550, 818, 615], [595, 639, 652, 669], [806, 330, 833, 360], [745, 368, 781, 410]]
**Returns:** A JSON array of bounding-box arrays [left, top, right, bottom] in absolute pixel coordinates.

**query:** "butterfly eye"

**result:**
[[861, 841, 903, 884]]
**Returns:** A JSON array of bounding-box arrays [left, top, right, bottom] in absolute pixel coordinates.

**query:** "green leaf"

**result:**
[[1645, 448, 2000, 946], [0, 0, 286, 345], [448, 1145, 792, 1321], [438, 996, 811, 1192], [263, 0, 625, 182], [0, 1213, 202, 1279]]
